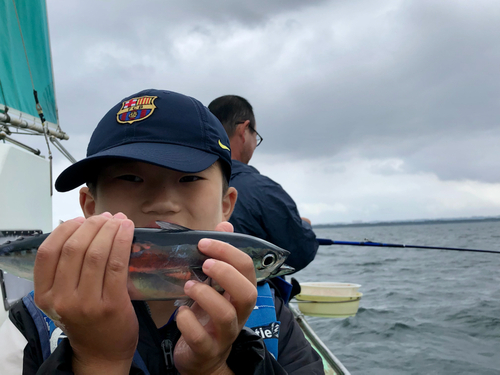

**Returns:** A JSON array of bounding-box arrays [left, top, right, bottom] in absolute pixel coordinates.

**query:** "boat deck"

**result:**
[[290, 303, 350, 375]]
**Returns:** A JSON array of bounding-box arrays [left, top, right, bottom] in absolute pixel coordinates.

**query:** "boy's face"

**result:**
[[80, 160, 236, 230]]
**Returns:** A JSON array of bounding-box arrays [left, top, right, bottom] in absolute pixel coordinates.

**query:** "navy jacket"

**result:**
[[3, 281, 323, 374], [229, 160, 319, 273]]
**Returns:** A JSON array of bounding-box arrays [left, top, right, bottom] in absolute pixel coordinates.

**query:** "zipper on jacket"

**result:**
[[161, 339, 174, 370]]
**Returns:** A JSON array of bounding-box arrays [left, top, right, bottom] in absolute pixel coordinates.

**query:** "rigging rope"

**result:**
[[12, 0, 35, 90], [0, 80, 7, 110], [12, 0, 53, 195], [12, 0, 48, 126]]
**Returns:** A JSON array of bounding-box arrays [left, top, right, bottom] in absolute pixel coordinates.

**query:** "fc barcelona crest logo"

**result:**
[[117, 96, 157, 124]]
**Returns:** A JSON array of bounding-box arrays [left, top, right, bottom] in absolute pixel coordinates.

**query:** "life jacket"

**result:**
[[245, 282, 281, 359], [21, 279, 291, 372]]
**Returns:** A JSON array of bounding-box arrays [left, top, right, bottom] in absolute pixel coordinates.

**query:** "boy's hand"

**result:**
[[34, 213, 137, 375], [174, 222, 258, 375]]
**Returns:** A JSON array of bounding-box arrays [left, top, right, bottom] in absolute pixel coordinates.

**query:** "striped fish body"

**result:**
[[0, 226, 293, 300]]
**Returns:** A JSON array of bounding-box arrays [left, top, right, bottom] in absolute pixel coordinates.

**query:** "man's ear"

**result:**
[[79, 186, 96, 218], [222, 187, 238, 221], [237, 120, 250, 144]]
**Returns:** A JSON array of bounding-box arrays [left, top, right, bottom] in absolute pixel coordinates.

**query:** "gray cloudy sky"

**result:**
[[44, 0, 500, 227]]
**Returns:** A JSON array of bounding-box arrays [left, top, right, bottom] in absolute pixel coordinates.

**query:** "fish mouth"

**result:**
[[271, 264, 295, 277]]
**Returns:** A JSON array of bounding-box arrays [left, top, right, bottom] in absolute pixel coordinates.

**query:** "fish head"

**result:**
[[250, 244, 294, 281]]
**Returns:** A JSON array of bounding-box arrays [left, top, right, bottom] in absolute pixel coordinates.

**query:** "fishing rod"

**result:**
[[316, 238, 500, 254]]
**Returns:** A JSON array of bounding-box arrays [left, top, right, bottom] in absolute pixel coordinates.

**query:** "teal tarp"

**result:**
[[0, 0, 57, 124]]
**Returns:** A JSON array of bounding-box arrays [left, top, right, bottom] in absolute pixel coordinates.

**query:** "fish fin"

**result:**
[[174, 298, 195, 308], [191, 267, 208, 282], [155, 221, 192, 232]]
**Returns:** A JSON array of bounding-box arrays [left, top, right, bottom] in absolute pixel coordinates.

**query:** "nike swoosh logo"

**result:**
[[218, 139, 230, 151]]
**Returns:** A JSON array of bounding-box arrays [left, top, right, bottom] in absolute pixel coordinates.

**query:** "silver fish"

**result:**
[[0, 222, 294, 300]]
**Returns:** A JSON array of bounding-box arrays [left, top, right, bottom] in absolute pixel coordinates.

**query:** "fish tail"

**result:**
[[0, 233, 48, 256]]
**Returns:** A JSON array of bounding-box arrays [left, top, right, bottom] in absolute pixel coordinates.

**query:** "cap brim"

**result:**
[[55, 142, 219, 192]]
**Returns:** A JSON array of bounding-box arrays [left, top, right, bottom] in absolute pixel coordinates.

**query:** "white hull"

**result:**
[[0, 144, 53, 324]]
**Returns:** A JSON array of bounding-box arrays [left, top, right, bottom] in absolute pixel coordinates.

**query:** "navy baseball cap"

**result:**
[[55, 89, 232, 192]]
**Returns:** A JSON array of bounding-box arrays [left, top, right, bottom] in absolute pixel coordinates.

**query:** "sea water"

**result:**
[[294, 220, 500, 375]]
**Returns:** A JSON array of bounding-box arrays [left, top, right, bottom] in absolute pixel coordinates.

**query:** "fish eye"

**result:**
[[262, 253, 276, 268]]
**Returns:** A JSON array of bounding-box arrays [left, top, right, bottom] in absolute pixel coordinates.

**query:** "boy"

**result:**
[[0, 89, 323, 374]]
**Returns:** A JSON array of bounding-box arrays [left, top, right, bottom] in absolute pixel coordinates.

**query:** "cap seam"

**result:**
[[190, 97, 208, 152]]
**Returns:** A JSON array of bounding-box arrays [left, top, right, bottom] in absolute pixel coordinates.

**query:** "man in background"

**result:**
[[208, 95, 318, 273]]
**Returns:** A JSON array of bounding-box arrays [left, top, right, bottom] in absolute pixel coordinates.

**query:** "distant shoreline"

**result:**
[[313, 216, 500, 229]]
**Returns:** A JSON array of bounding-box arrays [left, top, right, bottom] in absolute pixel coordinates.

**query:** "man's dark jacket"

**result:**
[[229, 160, 319, 272]]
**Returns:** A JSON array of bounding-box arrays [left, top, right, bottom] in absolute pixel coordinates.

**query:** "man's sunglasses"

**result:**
[[235, 121, 263, 146]]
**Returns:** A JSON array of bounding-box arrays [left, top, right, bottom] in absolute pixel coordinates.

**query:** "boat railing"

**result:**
[[0, 110, 68, 140], [289, 303, 351, 375], [0, 105, 75, 164]]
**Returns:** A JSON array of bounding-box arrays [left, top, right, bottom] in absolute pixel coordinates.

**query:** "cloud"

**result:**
[[252, 153, 500, 223], [39, 0, 500, 225]]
